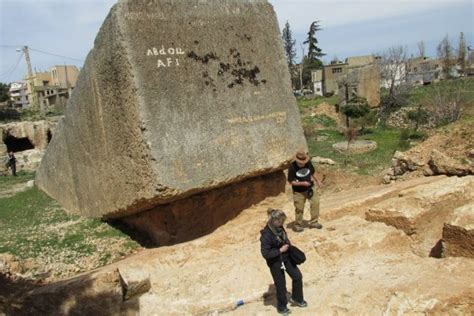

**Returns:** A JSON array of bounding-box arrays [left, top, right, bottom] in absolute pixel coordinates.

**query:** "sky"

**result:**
[[0, 0, 472, 83]]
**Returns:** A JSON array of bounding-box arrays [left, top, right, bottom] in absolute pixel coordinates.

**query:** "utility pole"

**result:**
[[18, 46, 39, 111]]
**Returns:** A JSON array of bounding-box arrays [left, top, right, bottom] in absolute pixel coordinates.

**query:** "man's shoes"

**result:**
[[309, 222, 323, 229], [290, 298, 308, 307], [293, 225, 304, 232], [277, 307, 291, 314]]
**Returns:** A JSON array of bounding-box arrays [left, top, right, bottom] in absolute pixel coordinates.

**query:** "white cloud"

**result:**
[[269, 0, 468, 31]]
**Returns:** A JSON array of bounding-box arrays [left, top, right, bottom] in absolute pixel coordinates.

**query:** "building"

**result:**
[[323, 61, 348, 95], [9, 81, 29, 108], [406, 57, 442, 85], [50, 65, 80, 89], [311, 69, 323, 96], [25, 65, 80, 111], [312, 55, 381, 107]]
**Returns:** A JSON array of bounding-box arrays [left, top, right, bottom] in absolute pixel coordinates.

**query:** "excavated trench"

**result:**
[[112, 171, 287, 247]]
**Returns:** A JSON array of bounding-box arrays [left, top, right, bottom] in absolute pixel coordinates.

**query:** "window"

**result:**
[[332, 67, 342, 74]]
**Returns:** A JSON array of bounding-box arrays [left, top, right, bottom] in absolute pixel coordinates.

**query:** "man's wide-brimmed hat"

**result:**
[[295, 149, 310, 164]]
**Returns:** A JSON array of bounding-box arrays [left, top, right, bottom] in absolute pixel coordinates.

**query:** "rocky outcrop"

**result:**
[[13, 149, 44, 172], [332, 140, 377, 154], [0, 120, 54, 151], [118, 266, 151, 301], [367, 176, 474, 237], [312, 156, 336, 165], [384, 149, 473, 182], [387, 150, 425, 182], [36, 0, 305, 220], [0, 121, 56, 174], [442, 203, 474, 258], [427, 149, 474, 176], [385, 107, 436, 130]]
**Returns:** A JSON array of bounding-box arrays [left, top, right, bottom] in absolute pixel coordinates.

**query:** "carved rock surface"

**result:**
[[36, 0, 305, 219]]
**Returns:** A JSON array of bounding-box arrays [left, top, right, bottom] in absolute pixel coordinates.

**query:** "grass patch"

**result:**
[[0, 179, 140, 277], [303, 114, 338, 129], [409, 77, 474, 106], [297, 95, 339, 111], [307, 128, 412, 175], [0, 171, 35, 191]]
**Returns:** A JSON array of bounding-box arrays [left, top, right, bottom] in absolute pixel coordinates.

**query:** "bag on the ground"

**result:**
[[289, 245, 306, 265]]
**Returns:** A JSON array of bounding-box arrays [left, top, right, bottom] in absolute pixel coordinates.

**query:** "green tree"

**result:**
[[341, 96, 370, 128], [303, 21, 325, 63], [0, 82, 10, 102], [302, 21, 325, 88], [282, 21, 296, 68]]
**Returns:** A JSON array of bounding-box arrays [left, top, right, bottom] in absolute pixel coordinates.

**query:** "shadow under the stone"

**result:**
[[429, 239, 444, 258], [2, 269, 140, 316], [106, 219, 157, 249], [111, 171, 286, 248]]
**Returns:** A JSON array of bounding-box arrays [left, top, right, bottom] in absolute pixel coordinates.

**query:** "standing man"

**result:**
[[7, 151, 17, 176], [287, 149, 322, 232]]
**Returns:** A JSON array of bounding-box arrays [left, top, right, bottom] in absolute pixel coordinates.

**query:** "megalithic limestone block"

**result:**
[[36, 0, 306, 219]]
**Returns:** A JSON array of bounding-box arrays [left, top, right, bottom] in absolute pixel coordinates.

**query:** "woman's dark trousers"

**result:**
[[269, 259, 303, 311]]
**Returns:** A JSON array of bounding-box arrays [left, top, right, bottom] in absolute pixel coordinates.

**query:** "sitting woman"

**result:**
[[260, 208, 307, 315]]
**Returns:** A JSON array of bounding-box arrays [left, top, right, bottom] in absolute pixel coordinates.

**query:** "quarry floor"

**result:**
[[7, 174, 472, 315]]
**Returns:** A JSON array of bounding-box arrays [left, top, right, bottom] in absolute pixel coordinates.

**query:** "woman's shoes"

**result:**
[[290, 298, 308, 307], [277, 307, 291, 314]]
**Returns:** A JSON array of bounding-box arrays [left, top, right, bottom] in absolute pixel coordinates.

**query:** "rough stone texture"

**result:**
[[428, 149, 474, 176], [36, 0, 306, 219], [392, 150, 424, 173], [366, 176, 474, 236], [0, 143, 6, 174], [118, 266, 151, 301], [7, 270, 129, 316], [0, 254, 23, 275], [0, 120, 54, 151], [0, 143, 6, 156], [121, 171, 285, 245], [311, 156, 335, 165], [442, 203, 474, 258], [332, 140, 377, 154], [385, 106, 436, 130], [366, 202, 422, 235], [383, 150, 426, 182], [13, 149, 44, 172]]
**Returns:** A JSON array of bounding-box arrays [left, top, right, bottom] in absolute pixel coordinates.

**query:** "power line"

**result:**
[[0, 52, 24, 80], [0, 45, 21, 49], [1, 45, 85, 62], [28, 47, 84, 62]]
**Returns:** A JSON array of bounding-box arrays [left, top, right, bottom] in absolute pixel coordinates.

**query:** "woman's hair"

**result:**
[[267, 208, 287, 222]]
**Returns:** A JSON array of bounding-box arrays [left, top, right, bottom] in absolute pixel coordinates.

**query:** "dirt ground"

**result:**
[[6, 174, 473, 315]]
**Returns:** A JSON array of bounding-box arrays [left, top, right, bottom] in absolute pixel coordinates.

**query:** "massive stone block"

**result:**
[[36, 0, 305, 219]]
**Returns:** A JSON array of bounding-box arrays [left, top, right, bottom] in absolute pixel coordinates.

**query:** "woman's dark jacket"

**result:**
[[260, 225, 290, 266]]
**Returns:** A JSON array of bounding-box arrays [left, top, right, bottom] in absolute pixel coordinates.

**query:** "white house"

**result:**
[[9, 81, 29, 108], [311, 69, 323, 96]]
